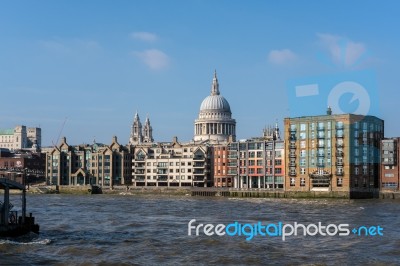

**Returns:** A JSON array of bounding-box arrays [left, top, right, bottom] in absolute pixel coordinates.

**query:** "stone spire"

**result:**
[[211, 70, 220, 96], [143, 114, 154, 143], [130, 111, 143, 145]]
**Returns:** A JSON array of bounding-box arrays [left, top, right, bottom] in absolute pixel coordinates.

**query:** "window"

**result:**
[[290, 178, 295, 186], [300, 178, 305, 186], [301, 168, 306, 175], [275, 168, 282, 174], [300, 124, 306, 131]]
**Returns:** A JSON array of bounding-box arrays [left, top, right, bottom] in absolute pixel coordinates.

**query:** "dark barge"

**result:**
[[0, 178, 39, 237]]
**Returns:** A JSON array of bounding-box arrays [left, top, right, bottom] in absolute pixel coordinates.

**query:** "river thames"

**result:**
[[1, 194, 400, 265]]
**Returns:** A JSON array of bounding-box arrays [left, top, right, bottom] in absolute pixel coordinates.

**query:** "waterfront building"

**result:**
[[0, 126, 41, 150], [0, 149, 45, 184], [194, 71, 236, 143], [212, 144, 231, 187], [226, 124, 285, 189], [131, 137, 212, 187], [45, 136, 132, 186], [380, 138, 400, 191], [284, 108, 384, 197]]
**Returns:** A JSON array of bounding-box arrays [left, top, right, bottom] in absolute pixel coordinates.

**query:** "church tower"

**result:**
[[129, 111, 143, 145], [142, 115, 154, 143]]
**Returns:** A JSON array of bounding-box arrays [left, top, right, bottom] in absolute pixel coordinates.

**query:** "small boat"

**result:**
[[88, 185, 102, 194], [0, 178, 40, 237]]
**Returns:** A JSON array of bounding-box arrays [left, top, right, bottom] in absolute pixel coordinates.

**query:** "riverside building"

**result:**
[[45, 136, 132, 186], [380, 138, 400, 191], [226, 124, 285, 189], [284, 108, 384, 198], [131, 137, 211, 187]]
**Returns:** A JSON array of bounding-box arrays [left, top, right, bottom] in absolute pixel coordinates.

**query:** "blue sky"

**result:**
[[1, 1, 399, 146]]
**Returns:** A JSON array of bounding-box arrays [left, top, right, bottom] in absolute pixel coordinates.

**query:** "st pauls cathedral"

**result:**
[[129, 70, 236, 145], [127, 71, 237, 187]]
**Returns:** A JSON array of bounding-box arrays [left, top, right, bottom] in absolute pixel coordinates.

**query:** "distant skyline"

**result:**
[[1, 1, 399, 146]]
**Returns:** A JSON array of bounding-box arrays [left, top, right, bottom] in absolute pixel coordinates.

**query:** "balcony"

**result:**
[[335, 171, 344, 176], [317, 127, 325, 131], [289, 172, 297, 177], [317, 134, 325, 139], [336, 143, 344, 148], [135, 170, 145, 174], [317, 163, 325, 168], [289, 162, 296, 167], [289, 153, 296, 158], [193, 170, 204, 174], [336, 161, 344, 166], [289, 144, 296, 149], [193, 163, 205, 168], [193, 156, 205, 161], [336, 151, 344, 157], [317, 143, 325, 148], [317, 153, 325, 157], [157, 176, 168, 181]]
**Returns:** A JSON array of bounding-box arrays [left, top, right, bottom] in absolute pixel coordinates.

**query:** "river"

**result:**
[[1, 194, 399, 265]]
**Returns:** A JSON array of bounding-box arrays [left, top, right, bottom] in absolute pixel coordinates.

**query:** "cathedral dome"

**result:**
[[199, 71, 231, 113], [200, 95, 231, 112], [194, 71, 236, 143]]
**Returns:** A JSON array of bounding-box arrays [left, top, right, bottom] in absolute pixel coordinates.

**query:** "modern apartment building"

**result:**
[[226, 125, 285, 189], [45, 136, 132, 186], [380, 138, 400, 191], [212, 144, 231, 187], [131, 137, 212, 187], [284, 109, 384, 197]]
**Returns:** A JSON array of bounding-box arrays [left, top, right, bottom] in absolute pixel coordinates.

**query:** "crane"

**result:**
[[52, 117, 68, 147]]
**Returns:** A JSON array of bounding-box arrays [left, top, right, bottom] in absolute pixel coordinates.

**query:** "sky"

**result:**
[[1, 1, 400, 146]]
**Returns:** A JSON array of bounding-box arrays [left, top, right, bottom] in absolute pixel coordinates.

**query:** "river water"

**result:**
[[1, 194, 400, 265]]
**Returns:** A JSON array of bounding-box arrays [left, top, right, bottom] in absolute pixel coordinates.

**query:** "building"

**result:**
[[45, 136, 132, 186], [0, 126, 41, 150], [129, 112, 154, 145], [212, 144, 231, 187], [380, 138, 400, 190], [0, 149, 45, 184], [284, 108, 384, 197], [131, 137, 212, 187], [226, 124, 285, 189], [194, 71, 236, 143]]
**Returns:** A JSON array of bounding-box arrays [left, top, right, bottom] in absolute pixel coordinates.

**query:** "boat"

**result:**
[[88, 184, 102, 194], [0, 178, 39, 237]]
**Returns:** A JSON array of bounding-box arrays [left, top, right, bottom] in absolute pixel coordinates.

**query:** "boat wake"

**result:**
[[0, 237, 51, 245]]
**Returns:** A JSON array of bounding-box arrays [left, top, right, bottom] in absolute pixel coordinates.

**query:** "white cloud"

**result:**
[[317, 33, 367, 67], [131, 32, 158, 42], [268, 49, 297, 65], [132, 49, 170, 70]]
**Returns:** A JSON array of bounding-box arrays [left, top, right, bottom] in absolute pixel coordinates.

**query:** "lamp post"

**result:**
[[21, 168, 27, 224]]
